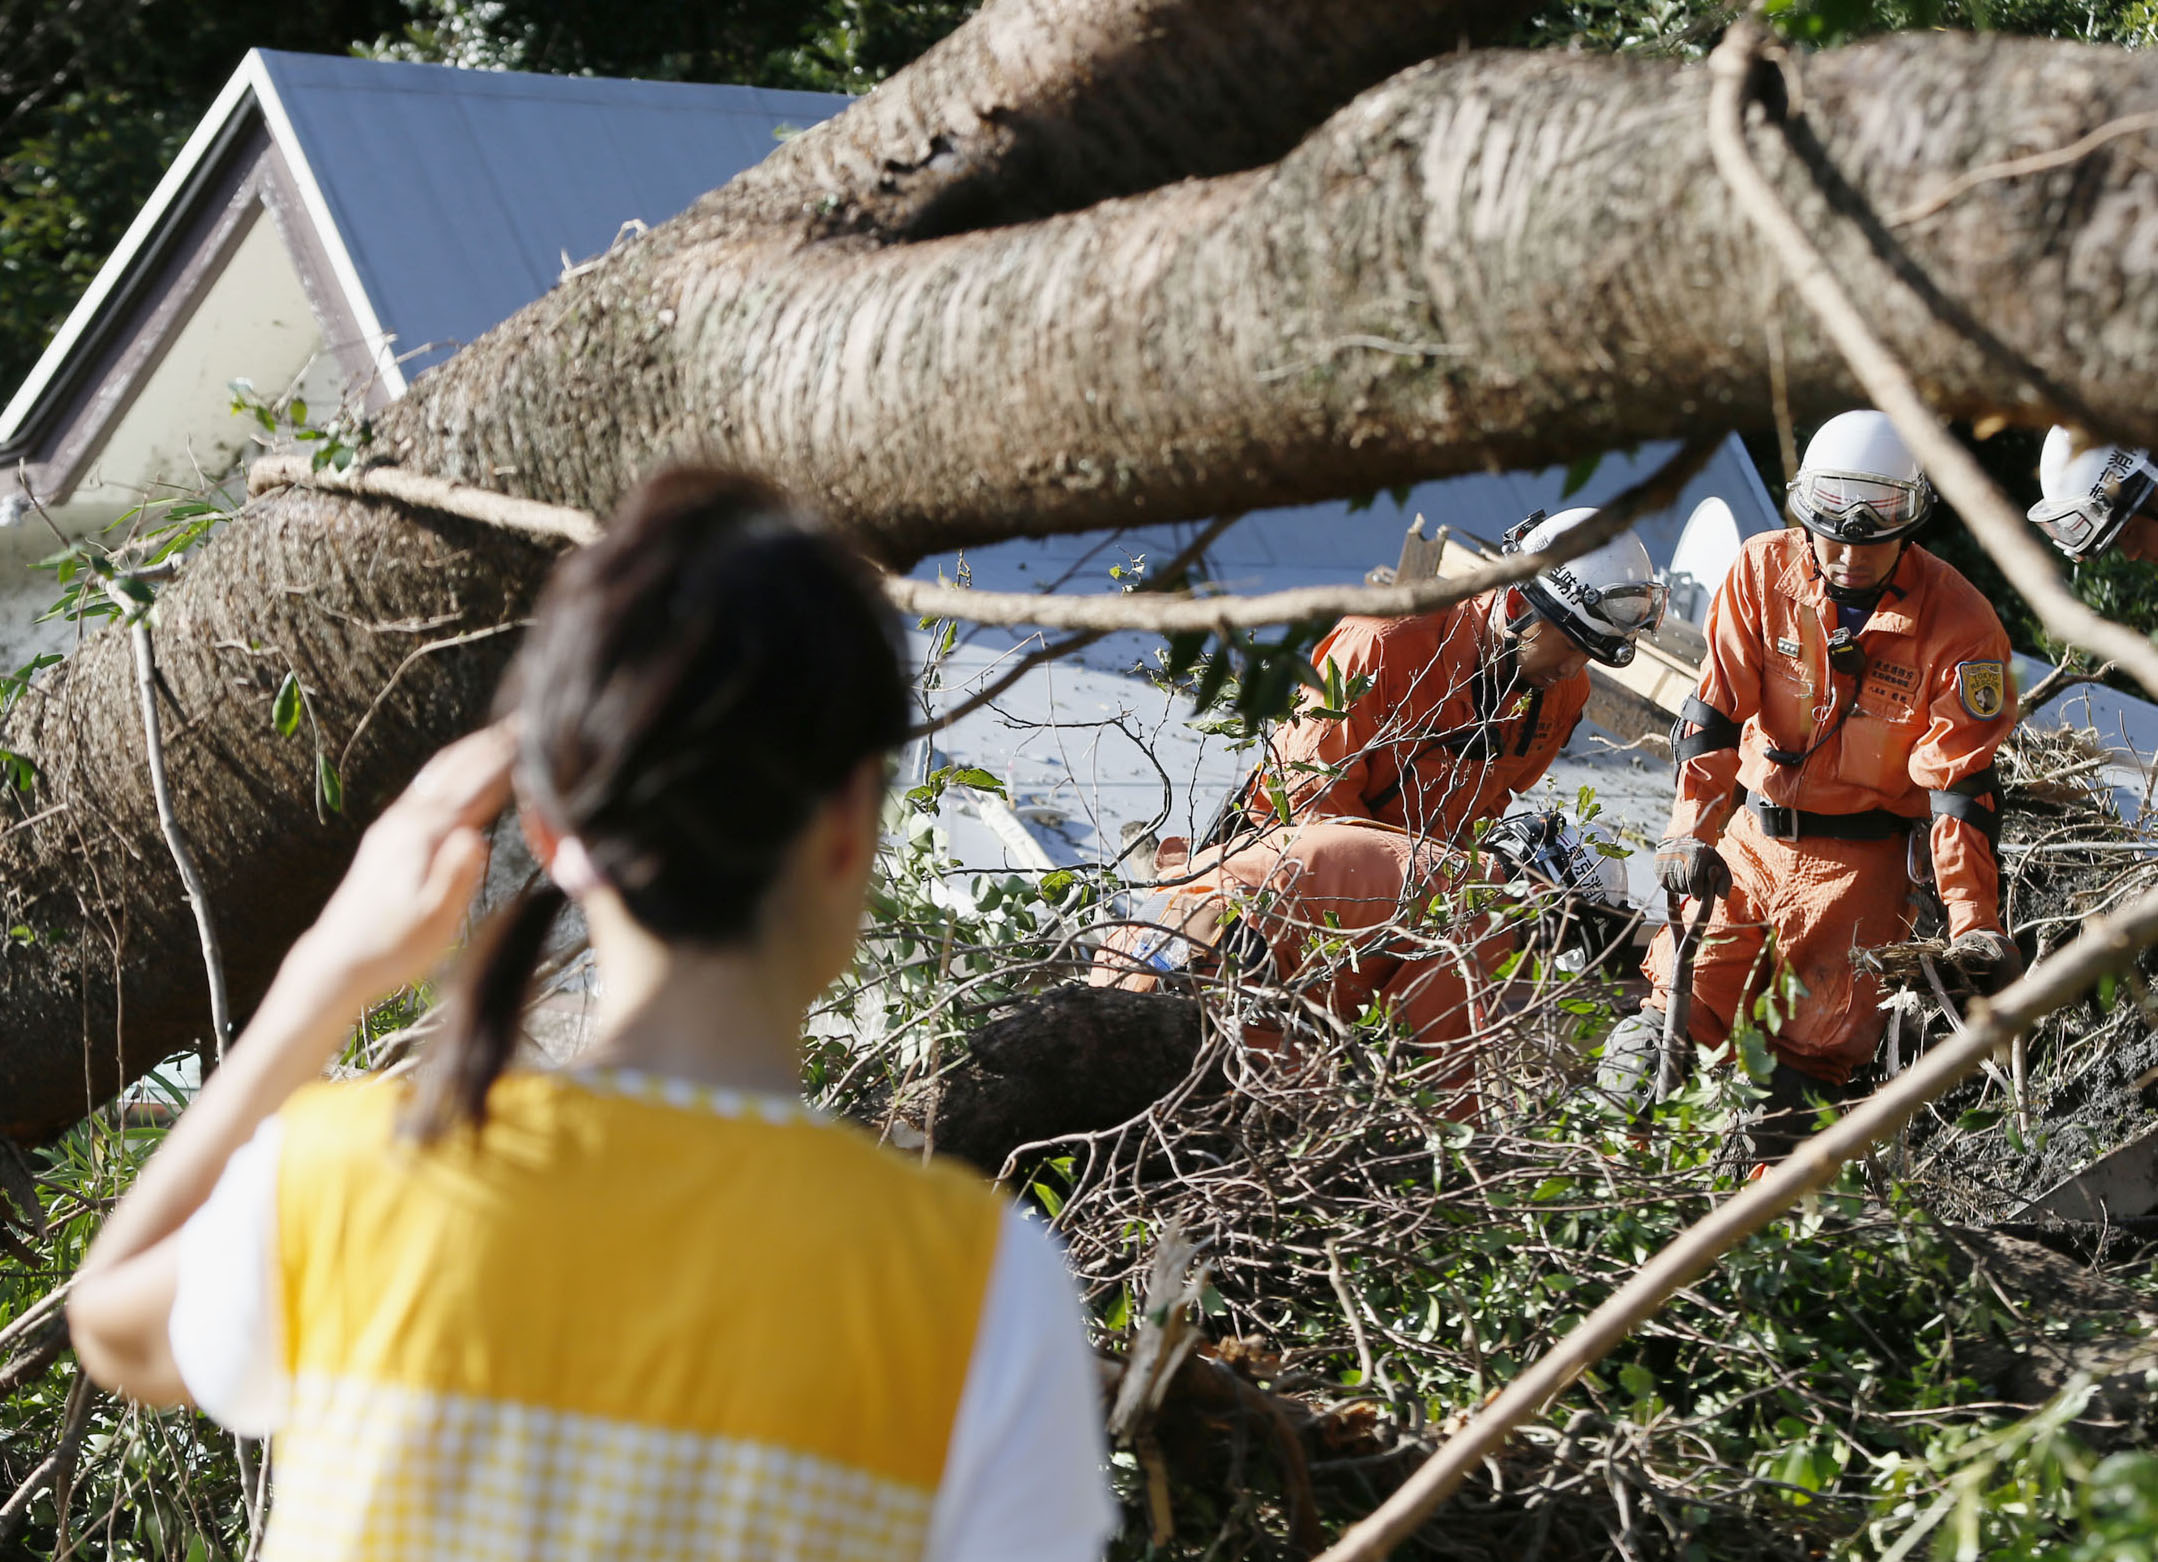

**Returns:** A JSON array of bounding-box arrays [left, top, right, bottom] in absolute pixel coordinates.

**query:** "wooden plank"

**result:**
[[2015, 1120, 2158, 1224]]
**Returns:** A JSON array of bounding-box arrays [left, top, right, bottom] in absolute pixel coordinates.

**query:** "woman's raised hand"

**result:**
[[289, 724, 516, 1006]]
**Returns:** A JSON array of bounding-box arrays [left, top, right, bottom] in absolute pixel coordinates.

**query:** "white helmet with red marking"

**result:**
[[1789, 410, 1934, 544]]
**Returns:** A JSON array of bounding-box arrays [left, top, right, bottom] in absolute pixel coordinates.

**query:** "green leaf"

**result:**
[[1619, 1363, 1656, 1400], [947, 766, 1004, 797], [289, 397, 308, 427], [317, 755, 344, 814], [1103, 1286, 1132, 1332], [272, 673, 302, 737], [1561, 452, 1602, 498]]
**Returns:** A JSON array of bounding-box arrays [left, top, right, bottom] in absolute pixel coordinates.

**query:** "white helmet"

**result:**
[[2029, 425, 2158, 563], [1483, 808, 1626, 906], [1503, 506, 1665, 668], [1789, 410, 1934, 543]]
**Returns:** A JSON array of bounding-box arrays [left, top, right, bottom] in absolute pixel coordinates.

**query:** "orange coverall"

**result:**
[[1087, 817, 1510, 1113], [1093, 590, 1584, 1077], [1648, 531, 2015, 1083], [1263, 591, 1589, 840]]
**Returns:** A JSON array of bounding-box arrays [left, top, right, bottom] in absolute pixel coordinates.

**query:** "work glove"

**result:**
[[1946, 929, 2023, 996], [1655, 835, 1731, 902]]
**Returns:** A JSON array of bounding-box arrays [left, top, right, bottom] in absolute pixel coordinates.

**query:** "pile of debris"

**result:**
[[1877, 724, 2158, 1230]]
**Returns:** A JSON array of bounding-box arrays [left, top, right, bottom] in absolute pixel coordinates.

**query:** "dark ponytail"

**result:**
[[405, 884, 567, 1141], [407, 469, 907, 1140]]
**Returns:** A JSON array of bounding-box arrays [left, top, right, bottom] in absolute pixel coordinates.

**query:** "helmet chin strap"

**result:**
[[1808, 539, 1907, 612]]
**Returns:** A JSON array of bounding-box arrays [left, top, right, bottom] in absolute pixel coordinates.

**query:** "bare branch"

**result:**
[[110, 584, 231, 1061], [1889, 108, 2158, 227], [887, 438, 1718, 632], [248, 455, 599, 547], [2020, 658, 2119, 718]]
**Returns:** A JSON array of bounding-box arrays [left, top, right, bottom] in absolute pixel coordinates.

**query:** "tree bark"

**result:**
[[385, 32, 2158, 564], [724, 0, 1539, 243], [10, 11, 2158, 1133], [0, 496, 548, 1139]]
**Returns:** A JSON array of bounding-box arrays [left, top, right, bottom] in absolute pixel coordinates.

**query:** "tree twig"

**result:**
[[338, 621, 525, 775], [887, 438, 1718, 633], [906, 511, 1247, 739], [0, 1369, 93, 1546], [1703, 17, 2158, 704], [1313, 879, 2158, 1561], [2021, 659, 2118, 719], [110, 584, 231, 1062], [1888, 108, 2158, 227]]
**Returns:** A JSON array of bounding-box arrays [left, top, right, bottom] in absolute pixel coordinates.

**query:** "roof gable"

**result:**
[[0, 51, 844, 480]]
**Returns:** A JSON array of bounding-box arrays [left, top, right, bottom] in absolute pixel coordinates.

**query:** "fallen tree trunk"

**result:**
[[11, 7, 2158, 1133], [385, 32, 2158, 560], [928, 986, 1204, 1176], [0, 496, 548, 1139]]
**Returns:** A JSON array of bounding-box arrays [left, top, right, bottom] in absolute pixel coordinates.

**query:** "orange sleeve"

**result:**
[[1668, 550, 1767, 845], [1913, 619, 2017, 938], [1268, 619, 1388, 823]]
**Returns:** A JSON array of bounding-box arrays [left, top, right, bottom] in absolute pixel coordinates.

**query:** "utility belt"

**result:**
[[1738, 787, 1913, 843]]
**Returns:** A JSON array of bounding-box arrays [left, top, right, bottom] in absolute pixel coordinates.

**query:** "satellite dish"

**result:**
[[1667, 496, 1744, 624]]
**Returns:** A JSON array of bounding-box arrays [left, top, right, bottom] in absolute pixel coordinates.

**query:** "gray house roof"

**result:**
[[0, 50, 844, 507], [254, 53, 843, 385]]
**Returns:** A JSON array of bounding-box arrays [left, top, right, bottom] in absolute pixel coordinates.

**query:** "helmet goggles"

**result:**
[[2027, 459, 2158, 563], [1518, 576, 1668, 668], [1501, 508, 1665, 669], [1789, 467, 1931, 543]]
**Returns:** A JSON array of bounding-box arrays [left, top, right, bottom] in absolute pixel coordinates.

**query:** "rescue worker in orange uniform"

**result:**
[[1093, 509, 1662, 1099], [1258, 510, 1638, 842], [1603, 412, 2020, 1149]]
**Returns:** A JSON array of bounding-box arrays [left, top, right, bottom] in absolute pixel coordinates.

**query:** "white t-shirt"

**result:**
[[170, 1112, 1116, 1562]]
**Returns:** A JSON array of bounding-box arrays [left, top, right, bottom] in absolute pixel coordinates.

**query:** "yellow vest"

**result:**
[[265, 1070, 1002, 1561]]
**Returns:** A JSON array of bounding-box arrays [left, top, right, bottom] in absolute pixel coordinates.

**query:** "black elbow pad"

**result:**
[[1929, 764, 2003, 847], [1672, 694, 1741, 764]]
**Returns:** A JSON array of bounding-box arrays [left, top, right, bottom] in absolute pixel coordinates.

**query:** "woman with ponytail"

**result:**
[[68, 471, 1116, 1561]]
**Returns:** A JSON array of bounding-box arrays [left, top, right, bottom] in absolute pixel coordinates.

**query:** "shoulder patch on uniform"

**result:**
[[1956, 660, 2007, 720], [1775, 636, 1800, 658]]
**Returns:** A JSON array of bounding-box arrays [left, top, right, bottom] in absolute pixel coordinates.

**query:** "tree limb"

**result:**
[[383, 33, 2158, 562], [731, 0, 1543, 244]]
